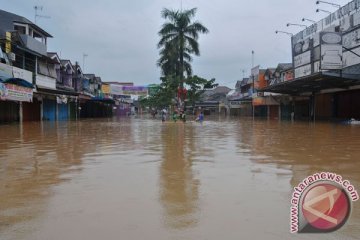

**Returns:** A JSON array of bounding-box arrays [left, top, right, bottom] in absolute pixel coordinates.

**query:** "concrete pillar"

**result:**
[[19, 102, 23, 122], [56, 101, 58, 121], [278, 104, 282, 121], [40, 99, 43, 121]]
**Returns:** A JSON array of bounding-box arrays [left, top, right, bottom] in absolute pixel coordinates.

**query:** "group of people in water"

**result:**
[[154, 108, 204, 123]]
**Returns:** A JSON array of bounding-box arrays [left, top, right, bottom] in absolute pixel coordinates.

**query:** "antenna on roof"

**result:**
[[34, 5, 51, 24]]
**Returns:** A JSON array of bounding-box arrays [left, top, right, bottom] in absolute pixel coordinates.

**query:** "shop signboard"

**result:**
[[295, 64, 312, 78], [121, 86, 148, 96], [110, 84, 123, 95], [101, 84, 110, 94], [0, 82, 6, 100], [294, 51, 311, 68], [320, 32, 343, 70], [2, 83, 33, 102]]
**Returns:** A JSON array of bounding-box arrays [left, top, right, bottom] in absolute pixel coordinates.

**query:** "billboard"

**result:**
[[110, 85, 148, 96], [320, 32, 343, 70]]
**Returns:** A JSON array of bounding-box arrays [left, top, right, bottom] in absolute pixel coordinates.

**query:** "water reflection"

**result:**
[[237, 119, 360, 238], [0, 118, 359, 239], [159, 123, 200, 229]]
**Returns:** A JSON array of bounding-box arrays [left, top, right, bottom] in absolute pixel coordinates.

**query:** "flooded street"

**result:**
[[0, 117, 359, 240]]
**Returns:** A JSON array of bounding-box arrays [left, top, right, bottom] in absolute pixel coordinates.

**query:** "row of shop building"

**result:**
[[0, 9, 134, 123], [228, 0, 360, 121]]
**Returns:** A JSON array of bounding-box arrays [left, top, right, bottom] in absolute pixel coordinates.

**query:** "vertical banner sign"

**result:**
[[5, 32, 11, 53], [320, 32, 343, 70]]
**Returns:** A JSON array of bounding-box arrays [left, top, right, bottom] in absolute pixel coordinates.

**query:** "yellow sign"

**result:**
[[101, 84, 110, 94], [5, 32, 11, 53]]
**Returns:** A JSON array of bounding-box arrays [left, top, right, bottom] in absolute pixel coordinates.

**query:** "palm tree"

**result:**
[[158, 8, 208, 85], [157, 42, 193, 77]]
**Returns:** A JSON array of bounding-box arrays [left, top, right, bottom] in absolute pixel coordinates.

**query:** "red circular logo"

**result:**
[[301, 183, 350, 231]]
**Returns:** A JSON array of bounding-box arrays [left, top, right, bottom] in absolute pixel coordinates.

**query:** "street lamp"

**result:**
[[316, 8, 332, 14], [275, 30, 293, 36], [302, 18, 316, 23], [316, 0, 341, 8], [286, 23, 307, 28]]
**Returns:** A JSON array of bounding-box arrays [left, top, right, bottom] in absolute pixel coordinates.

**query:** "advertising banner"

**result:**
[[121, 86, 148, 96], [110, 84, 123, 95], [101, 84, 110, 94], [1, 83, 33, 102], [0, 82, 6, 100], [320, 32, 343, 70], [110, 85, 148, 96]]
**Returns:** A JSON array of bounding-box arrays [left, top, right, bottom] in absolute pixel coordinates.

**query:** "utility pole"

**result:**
[[83, 53, 88, 73], [251, 50, 254, 68], [34, 6, 50, 24], [251, 50, 255, 120]]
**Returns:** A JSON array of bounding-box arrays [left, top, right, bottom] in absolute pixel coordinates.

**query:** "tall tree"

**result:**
[[158, 8, 209, 84]]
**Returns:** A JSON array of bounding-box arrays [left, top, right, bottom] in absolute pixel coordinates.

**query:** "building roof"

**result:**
[[84, 74, 95, 79], [276, 63, 293, 72], [0, 9, 52, 37]]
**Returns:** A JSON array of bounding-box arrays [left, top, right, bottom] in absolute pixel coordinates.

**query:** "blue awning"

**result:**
[[2, 78, 34, 88]]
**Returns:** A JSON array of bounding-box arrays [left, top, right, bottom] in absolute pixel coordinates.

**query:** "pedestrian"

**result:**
[[196, 111, 204, 122], [172, 111, 178, 122], [180, 111, 186, 122], [161, 108, 167, 122], [199, 111, 204, 122]]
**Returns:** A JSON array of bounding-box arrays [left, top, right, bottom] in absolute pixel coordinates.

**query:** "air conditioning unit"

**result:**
[[7, 52, 15, 61]]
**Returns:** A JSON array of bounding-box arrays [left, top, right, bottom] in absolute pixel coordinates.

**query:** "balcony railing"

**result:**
[[19, 34, 47, 56]]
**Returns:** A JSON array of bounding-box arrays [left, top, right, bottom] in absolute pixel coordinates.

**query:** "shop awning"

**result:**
[[90, 97, 115, 104], [36, 87, 79, 96], [1, 78, 34, 88], [259, 72, 360, 94]]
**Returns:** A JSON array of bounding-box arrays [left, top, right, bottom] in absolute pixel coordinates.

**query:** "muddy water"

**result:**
[[0, 117, 359, 240]]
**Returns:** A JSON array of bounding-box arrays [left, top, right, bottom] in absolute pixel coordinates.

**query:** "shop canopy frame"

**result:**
[[259, 71, 360, 95]]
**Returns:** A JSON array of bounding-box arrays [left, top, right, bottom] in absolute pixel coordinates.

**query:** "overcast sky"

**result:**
[[1, 0, 351, 87]]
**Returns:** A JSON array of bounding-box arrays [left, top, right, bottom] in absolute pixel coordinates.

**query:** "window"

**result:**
[[14, 25, 26, 34]]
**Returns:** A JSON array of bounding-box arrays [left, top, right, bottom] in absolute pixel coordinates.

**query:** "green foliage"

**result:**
[[140, 75, 180, 108], [185, 76, 218, 105]]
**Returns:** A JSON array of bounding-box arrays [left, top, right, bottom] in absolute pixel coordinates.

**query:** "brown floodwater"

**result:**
[[0, 117, 359, 240]]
